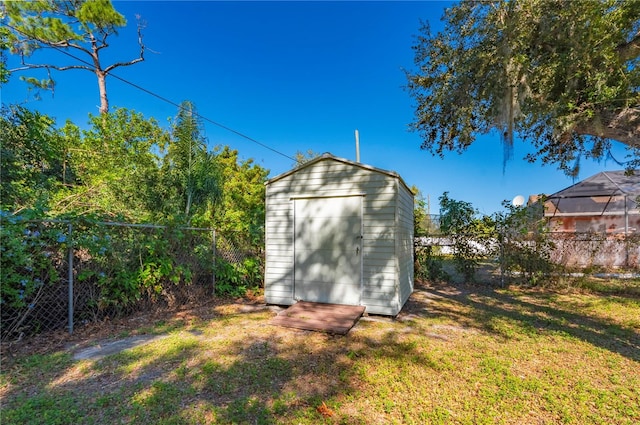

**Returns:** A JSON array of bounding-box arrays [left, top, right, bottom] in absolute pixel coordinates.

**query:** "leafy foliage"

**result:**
[[212, 146, 269, 246], [293, 149, 321, 167], [54, 108, 169, 220], [439, 192, 496, 281], [1, 103, 232, 224], [1, 211, 217, 339], [436, 191, 559, 284], [1, 101, 268, 337], [1, 4, 268, 332], [494, 199, 556, 284], [414, 245, 449, 282], [213, 261, 244, 297], [161, 101, 222, 224], [0, 211, 61, 311], [407, 0, 640, 175], [411, 185, 429, 238], [0, 25, 10, 84], [0, 105, 68, 210]]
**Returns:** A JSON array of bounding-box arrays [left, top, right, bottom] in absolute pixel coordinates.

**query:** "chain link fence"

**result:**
[[547, 231, 640, 269], [1, 218, 261, 343], [416, 216, 640, 285]]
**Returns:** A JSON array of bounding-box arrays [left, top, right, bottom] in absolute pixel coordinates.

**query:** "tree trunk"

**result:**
[[96, 70, 109, 115], [185, 189, 192, 218], [574, 107, 640, 148]]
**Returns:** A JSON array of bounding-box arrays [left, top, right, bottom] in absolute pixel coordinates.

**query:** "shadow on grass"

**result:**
[[6, 281, 638, 424], [418, 281, 640, 362], [2, 306, 384, 424]]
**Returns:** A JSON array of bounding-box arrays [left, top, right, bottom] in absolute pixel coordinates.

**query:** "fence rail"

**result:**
[[1, 219, 260, 342]]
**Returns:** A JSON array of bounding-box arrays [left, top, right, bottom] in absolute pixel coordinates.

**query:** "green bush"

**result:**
[[214, 259, 245, 297], [1, 212, 215, 331], [495, 200, 556, 285], [214, 256, 262, 297], [415, 245, 449, 282], [438, 192, 495, 282], [0, 212, 61, 309]]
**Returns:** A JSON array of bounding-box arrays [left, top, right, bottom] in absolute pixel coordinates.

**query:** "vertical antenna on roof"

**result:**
[[355, 129, 360, 163]]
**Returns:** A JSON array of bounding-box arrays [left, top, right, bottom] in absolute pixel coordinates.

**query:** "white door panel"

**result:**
[[294, 196, 362, 305]]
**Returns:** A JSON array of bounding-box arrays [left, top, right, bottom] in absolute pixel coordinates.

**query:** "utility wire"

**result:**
[[108, 69, 297, 162], [35, 44, 299, 162]]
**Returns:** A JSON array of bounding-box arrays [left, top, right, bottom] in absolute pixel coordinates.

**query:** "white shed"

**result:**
[[264, 154, 414, 316]]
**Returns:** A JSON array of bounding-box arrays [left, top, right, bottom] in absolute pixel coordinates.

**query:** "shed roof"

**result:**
[[266, 153, 414, 194], [546, 170, 640, 215]]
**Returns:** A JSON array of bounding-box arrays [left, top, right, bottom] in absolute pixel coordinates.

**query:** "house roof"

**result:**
[[265, 153, 414, 194], [546, 170, 640, 216], [551, 171, 640, 198]]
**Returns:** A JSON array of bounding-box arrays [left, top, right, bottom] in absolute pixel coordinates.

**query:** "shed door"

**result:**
[[294, 196, 362, 305]]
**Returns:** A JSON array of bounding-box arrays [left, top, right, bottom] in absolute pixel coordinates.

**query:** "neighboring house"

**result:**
[[539, 170, 640, 268], [264, 153, 414, 316], [543, 170, 640, 235]]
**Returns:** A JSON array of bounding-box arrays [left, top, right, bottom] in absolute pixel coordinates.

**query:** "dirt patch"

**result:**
[[0, 292, 265, 365], [1, 281, 469, 364], [71, 334, 170, 361]]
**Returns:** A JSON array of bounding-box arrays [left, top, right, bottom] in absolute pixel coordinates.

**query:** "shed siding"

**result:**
[[264, 181, 294, 305], [265, 156, 414, 315], [396, 181, 415, 310]]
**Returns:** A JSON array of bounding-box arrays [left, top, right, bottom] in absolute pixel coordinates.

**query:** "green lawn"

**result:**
[[1, 280, 639, 424]]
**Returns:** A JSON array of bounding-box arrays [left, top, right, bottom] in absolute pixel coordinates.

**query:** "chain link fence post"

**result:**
[[212, 229, 216, 296], [499, 226, 505, 288], [67, 222, 74, 335]]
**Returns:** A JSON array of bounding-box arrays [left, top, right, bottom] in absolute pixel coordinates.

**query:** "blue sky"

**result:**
[[1, 1, 632, 215]]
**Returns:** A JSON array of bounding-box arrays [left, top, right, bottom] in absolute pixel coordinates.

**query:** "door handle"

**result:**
[[356, 246, 360, 254]]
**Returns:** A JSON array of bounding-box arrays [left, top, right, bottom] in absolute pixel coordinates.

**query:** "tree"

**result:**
[[0, 105, 67, 210], [0, 105, 169, 221], [53, 108, 168, 220], [493, 199, 555, 285], [161, 101, 222, 224], [293, 149, 321, 167], [407, 0, 640, 175], [411, 185, 429, 238], [0, 25, 9, 84], [213, 146, 270, 245], [2, 0, 145, 114]]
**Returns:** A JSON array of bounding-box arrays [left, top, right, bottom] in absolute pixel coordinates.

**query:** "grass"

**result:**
[[1, 280, 639, 424]]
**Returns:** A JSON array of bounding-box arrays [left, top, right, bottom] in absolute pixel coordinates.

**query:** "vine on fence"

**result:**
[[0, 215, 61, 310], [0, 215, 67, 338], [495, 200, 557, 285], [1, 211, 262, 341]]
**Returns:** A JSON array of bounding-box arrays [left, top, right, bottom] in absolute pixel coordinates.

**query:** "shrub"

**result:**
[[214, 256, 263, 297], [439, 192, 496, 282], [415, 245, 449, 282], [494, 200, 556, 285], [0, 216, 62, 310]]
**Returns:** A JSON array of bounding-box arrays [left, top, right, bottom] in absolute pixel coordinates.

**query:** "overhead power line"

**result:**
[[34, 44, 298, 163]]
